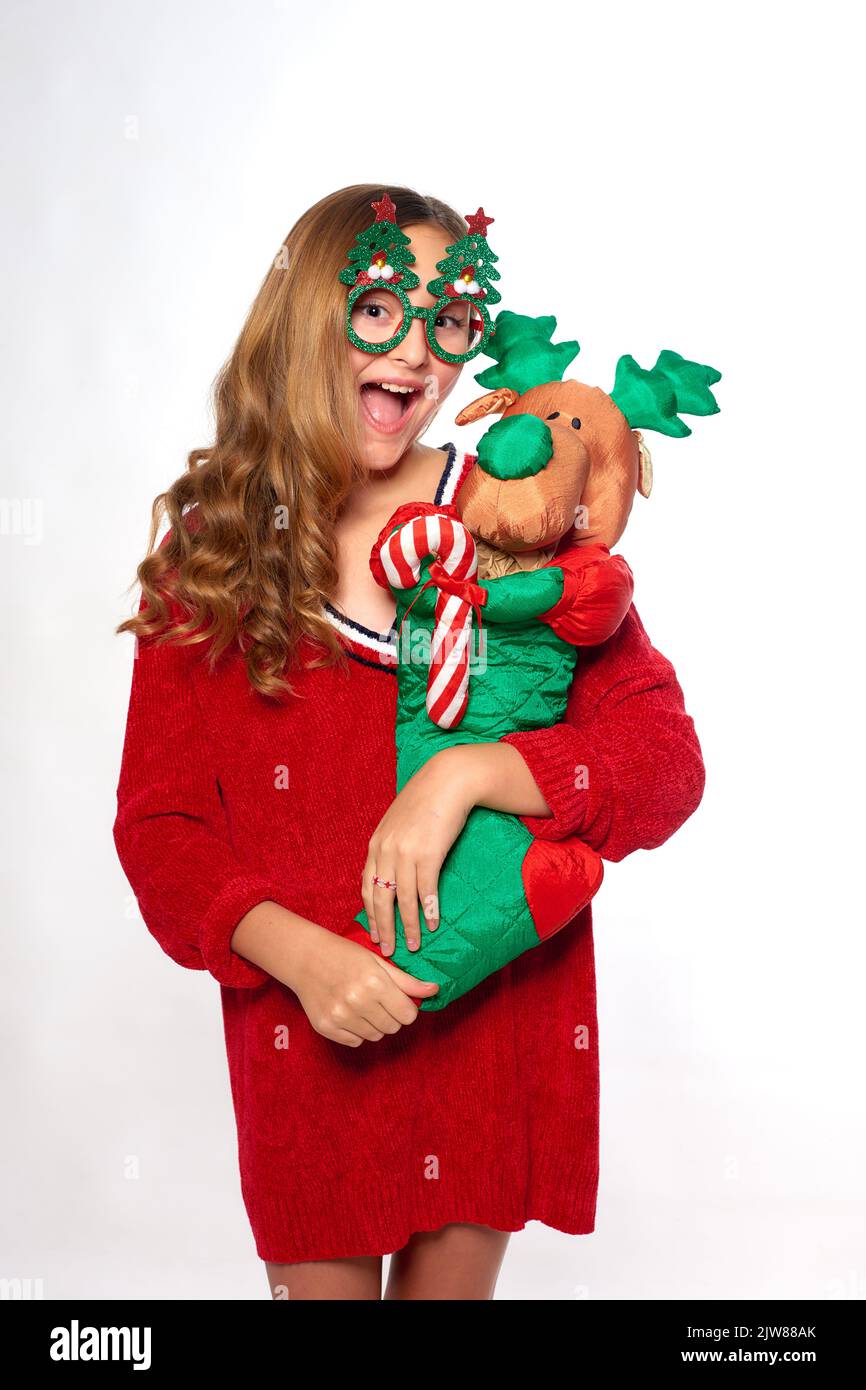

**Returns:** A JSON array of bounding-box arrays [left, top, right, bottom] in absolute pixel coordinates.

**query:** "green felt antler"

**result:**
[[611, 349, 722, 438], [474, 310, 580, 395], [469, 309, 722, 441]]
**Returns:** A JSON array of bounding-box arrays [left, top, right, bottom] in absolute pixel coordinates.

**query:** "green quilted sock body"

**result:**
[[353, 561, 580, 1010]]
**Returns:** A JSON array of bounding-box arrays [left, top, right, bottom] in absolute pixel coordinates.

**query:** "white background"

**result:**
[[2, 0, 863, 1300]]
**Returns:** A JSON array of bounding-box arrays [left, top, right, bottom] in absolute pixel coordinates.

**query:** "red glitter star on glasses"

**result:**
[[371, 192, 398, 223], [465, 207, 495, 237]]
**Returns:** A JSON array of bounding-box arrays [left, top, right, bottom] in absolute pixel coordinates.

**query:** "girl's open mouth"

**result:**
[[360, 381, 421, 436]]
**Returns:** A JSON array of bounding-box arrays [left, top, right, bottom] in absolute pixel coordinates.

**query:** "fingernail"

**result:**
[[370, 929, 379, 942], [381, 943, 392, 956], [423, 894, 438, 920], [407, 938, 418, 950]]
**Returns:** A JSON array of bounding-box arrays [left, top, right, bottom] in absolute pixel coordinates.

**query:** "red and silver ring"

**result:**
[[372, 875, 398, 891]]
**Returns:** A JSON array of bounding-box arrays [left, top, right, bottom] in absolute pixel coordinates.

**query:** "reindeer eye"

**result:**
[[546, 411, 560, 420], [571, 418, 581, 429]]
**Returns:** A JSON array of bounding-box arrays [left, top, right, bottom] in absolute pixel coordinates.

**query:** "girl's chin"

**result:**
[[359, 436, 420, 470], [358, 405, 434, 460]]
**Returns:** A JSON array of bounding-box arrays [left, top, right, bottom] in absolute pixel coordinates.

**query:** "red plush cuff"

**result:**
[[198, 877, 283, 989], [500, 725, 597, 841]]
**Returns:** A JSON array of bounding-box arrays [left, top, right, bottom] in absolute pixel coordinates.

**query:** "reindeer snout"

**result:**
[[476, 415, 553, 481]]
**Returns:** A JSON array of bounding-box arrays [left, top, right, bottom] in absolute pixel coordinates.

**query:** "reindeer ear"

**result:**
[[634, 430, 653, 498], [455, 388, 519, 426]]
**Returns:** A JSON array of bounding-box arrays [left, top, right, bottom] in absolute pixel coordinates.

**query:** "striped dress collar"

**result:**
[[323, 443, 475, 671]]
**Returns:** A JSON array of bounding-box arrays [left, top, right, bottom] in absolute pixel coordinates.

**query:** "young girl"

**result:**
[[113, 184, 705, 1301]]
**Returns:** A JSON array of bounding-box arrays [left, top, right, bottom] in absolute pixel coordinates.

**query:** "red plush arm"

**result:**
[[113, 622, 287, 989], [540, 545, 635, 646], [499, 605, 706, 861]]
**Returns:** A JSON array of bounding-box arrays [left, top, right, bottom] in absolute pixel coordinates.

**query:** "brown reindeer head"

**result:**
[[455, 380, 641, 554], [451, 311, 720, 570]]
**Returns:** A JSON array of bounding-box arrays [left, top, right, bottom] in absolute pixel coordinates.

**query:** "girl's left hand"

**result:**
[[361, 745, 477, 958]]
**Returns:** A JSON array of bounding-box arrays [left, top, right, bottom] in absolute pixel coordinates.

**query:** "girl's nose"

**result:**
[[391, 312, 430, 367]]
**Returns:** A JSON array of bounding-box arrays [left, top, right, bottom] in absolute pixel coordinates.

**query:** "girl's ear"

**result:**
[[455, 388, 519, 425]]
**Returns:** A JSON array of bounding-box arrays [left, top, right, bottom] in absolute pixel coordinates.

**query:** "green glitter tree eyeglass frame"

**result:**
[[338, 192, 502, 366]]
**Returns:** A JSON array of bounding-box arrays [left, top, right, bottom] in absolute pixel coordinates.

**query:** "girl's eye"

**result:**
[[351, 289, 402, 346]]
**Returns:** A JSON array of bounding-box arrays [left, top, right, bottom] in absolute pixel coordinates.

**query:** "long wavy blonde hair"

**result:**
[[118, 184, 468, 697]]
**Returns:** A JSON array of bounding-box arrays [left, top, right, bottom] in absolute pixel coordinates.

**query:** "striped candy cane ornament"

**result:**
[[378, 512, 487, 729]]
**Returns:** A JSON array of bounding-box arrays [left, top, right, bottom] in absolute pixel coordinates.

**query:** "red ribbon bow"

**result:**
[[396, 560, 487, 660]]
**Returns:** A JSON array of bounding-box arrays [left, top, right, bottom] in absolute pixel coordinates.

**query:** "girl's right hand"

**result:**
[[232, 903, 439, 1046]]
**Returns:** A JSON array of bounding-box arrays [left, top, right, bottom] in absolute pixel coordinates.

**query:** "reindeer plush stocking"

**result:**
[[346, 311, 721, 1010]]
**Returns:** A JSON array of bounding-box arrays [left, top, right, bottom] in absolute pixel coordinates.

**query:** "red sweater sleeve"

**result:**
[[113, 625, 284, 989], [499, 605, 706, 861]]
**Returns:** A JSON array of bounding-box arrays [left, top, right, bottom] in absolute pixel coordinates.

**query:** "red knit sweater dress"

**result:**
[[113, 442, 706, 1264]]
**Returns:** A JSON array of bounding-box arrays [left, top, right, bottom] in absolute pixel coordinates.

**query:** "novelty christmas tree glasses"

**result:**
[[339, 193, 501, 365]]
